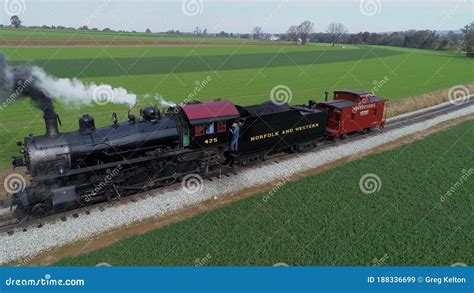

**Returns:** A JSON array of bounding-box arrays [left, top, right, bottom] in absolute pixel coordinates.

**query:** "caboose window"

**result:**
[[351, 113, 355, 120], [194, 125, 205, 136], [373, 108, 378, 116], [217, 121, 226, 133]]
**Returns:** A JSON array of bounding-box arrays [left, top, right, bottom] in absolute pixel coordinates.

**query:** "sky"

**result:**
[[0, 0, 472, 34]]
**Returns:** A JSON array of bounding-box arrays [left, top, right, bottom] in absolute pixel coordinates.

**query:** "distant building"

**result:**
[[102, 28, 112, 32], [145, 28, 152, 34]]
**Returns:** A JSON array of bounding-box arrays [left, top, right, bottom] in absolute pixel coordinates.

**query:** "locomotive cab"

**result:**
[[179, 100, 240, 150]]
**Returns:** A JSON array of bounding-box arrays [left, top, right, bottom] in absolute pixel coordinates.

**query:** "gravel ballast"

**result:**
[[1, 103, 473, 264]]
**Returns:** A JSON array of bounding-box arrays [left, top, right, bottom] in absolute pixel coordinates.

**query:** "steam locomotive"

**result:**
[[9, 90, 386, 218]]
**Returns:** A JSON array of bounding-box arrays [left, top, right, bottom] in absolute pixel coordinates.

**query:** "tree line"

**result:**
[[281, 21, 473, 57], [4, 15, 473, 57], [308, 29, 465, 51]]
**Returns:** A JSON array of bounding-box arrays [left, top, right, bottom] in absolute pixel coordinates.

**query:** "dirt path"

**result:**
[[11, 113, 473, 266]]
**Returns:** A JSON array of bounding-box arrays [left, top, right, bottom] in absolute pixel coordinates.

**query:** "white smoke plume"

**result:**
[[154, 95, 177, 108], [32, 67, 137, 108], [140, 93, 177, 108]]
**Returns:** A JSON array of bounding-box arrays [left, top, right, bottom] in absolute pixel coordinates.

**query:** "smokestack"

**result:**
[[20, 82, 61, 136], [43, 113, 59, 136], [0, 55, 60, 136]]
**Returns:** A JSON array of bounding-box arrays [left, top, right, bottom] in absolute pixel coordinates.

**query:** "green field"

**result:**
[[0, 28, 264, 43], [0, 35, 473, 169], [9, 46, 405, 78], [56, 119, 474, 266]]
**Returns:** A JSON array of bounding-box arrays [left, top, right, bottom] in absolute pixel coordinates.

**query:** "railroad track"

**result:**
[[0, 97, 472, 235]]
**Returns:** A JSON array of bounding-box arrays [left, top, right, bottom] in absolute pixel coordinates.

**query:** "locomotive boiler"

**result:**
[[12, 107, 189, 215]]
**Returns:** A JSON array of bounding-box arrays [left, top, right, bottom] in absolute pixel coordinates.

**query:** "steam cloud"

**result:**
[[154, 95, 177, 108], [32, 67, 137, 108], [0, 54, 183, 123], [0, 55, 57, 118], [0, 54, 137, 116]]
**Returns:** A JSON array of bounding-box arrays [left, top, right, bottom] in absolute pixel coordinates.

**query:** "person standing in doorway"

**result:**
[[230, 122, 240, 152]]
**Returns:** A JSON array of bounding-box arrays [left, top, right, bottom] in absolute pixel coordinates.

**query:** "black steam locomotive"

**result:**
[[10, 99, 328, 217]]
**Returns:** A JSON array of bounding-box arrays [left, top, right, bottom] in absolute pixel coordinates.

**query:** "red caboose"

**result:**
[[317, 90, 387, 139]]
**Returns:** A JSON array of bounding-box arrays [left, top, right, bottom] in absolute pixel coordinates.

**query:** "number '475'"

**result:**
[[204, 138, 218, 144]]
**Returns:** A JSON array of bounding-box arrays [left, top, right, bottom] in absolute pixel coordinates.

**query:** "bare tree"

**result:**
[[252, 26, 264, 39], [194, 26, 202, 35], [327, 22, 348, 47], [10, 15, 22, 28], [297, 20, 314, 45], [287, 25, 298, 43]]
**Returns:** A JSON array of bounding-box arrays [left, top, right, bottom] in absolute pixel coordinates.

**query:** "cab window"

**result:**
[[217, 122, 226, 133], [194, 125, 205, 136], [205, 123, 215, 134]]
